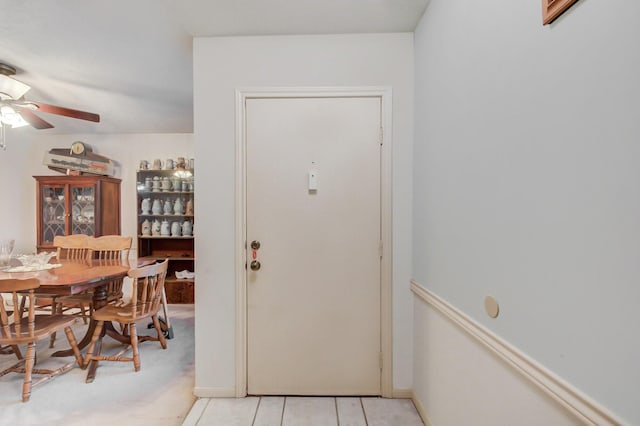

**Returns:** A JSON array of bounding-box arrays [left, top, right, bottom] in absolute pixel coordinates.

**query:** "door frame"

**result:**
[[234, 87, 393, 397]]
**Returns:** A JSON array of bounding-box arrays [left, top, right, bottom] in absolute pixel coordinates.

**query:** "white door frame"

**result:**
[[235, 87, 393, 397]]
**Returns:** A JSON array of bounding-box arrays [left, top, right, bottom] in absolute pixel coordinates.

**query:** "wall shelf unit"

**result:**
[[136, 168, 194, 303]]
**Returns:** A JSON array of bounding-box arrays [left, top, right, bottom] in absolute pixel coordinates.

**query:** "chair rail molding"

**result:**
[[411, 279, 623, 426]]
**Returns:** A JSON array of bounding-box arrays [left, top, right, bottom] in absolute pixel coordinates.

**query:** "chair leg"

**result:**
[[21, 341, 36, 402], [1, 344, 23, 359], [152, 315, 168, 349], [49, 301, 59, 348], [82, 321, 104, 370], [130, 323, 140, 372], [63, 326, 84, 368], [78, 303, 88, 324]]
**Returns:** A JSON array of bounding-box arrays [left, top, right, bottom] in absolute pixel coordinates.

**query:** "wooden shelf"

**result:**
[[137, 168, 194, 173], [138, 235, 194, 239], [139, 255, 194, 261], [137, 191, 194, 195], [165, 277, 195, 284]]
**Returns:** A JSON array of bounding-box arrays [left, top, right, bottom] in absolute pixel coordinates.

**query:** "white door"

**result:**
[[246, 96, 382, 395]]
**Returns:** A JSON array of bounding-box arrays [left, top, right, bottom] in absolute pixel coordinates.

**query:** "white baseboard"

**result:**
[[392, 388, 433, 425], [193, 387, 237, 398], [411, 280, 623, 426], [391, 388, 413, 399], [410, 389, 433, 426]]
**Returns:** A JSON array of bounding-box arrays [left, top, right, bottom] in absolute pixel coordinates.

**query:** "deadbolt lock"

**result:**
[[250, 240, 261, 250], [250, 260, 261, 271]]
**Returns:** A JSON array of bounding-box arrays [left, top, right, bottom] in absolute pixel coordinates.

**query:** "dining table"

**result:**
[[0, 257, 132, 382]]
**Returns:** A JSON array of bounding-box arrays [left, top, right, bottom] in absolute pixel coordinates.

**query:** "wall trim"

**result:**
[[391, 388, 413, 399], [235, 87, 394, 398], [410, 280, 623, 426], [193, 387, 237, 398]]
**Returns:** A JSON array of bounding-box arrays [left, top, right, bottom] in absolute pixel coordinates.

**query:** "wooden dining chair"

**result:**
[[50, 235, 132, 347], [82, 259, 169, 380], [0, 278, 83, 402], [54, 234, 91, 261], [87, 235, 132, 303], [45, 234, 92, 347], [38, 234, 91, 312]]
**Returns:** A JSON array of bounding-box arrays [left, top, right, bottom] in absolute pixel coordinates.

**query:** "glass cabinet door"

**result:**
[[40, 184, 67, 245], [70, 185, 96, 236]]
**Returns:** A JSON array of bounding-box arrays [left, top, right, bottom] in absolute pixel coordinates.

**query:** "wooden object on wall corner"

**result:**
[[542, 0, 579, 25]]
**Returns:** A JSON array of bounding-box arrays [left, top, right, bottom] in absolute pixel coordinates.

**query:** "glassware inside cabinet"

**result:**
[[41, 185, 66, 244], [71, 186, 95, 235]]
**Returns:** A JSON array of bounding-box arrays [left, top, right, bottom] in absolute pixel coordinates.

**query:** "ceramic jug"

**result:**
[[163, 199, 173, 215], [152, 176, 161, 192], [141, 219, 151, 236], [161, 177, 171, 192], [171, 221, 181, 237], [141, 198, 151, 215], [152, 219, 161, 236], [144, 177, 152, 191], [185, 198, 194, 215], [181, 220, 193, 236], [172, 177, 181, 192], [174, 198, 184, 215], [152, 199, 162, 215], [160, 219, 170, 236]]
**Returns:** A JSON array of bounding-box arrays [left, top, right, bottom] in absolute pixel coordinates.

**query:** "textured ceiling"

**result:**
[[0, 0, 428, 135]]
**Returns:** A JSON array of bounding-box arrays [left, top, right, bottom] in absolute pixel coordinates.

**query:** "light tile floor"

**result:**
[[183, 396, 424, 426]]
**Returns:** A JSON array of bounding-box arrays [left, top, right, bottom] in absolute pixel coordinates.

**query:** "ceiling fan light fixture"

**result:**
[[0, 106, 29, 128], [0, 74, 31, 100]]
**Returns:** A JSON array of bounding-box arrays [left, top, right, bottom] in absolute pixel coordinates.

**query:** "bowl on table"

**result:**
[[16, 252, 58, 268]]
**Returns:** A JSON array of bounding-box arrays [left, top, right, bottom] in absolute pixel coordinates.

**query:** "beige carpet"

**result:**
[[0, 304, 195, 426]]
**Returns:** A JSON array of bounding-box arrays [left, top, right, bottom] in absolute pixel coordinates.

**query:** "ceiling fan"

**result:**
[[0, 62, 100, 130]]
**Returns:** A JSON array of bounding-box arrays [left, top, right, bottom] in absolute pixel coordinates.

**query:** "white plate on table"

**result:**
[[5, 263, 62, 273]]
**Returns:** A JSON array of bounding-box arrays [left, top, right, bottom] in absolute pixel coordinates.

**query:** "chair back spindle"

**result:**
[[88, 235, 132, 262], [129, 259, 168, 320], [53, 234, 90, 261]]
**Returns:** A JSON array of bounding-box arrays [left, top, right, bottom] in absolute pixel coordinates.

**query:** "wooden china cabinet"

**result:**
[[34, 175, 121, 252]]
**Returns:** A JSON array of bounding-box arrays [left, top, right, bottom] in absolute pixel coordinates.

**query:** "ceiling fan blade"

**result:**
[[29, 101, 100, 123], [12, 106, 54, 129]]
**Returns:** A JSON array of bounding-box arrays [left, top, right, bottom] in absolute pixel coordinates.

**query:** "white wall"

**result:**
[[413, 0, 639, 423], [0, 132, 193, 256], [193, 33, 414, 394]]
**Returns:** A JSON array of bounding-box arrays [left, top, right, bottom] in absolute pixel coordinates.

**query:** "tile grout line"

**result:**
[[280, 396, 287, 426], [334, 397, 340, 426], [194, 398, 211, 426], [251, 396, 262, 425], [360, 397, 370, 426]]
